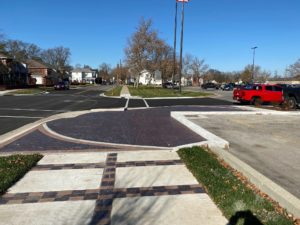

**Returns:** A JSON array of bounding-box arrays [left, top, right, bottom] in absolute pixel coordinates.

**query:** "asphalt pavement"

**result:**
[[0, 86, 125, 135], [0, 86, 233, 135]]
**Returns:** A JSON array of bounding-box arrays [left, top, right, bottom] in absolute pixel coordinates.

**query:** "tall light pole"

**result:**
[[251, 46, 258, 83], [178, 0, 189, 93], [172, 1, 178, 84]]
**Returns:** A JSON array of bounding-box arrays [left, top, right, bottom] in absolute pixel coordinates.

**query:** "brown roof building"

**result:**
[[26, 59, 59, 85]]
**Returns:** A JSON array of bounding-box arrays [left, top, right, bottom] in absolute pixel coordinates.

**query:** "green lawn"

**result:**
[[178, 147, 293, 225], [105, 85, 123, 96], [128, 86, 211, 98], [0, 154, 43, 195]]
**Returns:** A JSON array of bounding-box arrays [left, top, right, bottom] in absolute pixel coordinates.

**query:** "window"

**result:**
[[253, 85, 262, 90], [273, 86, 282, 92], [265, 86, 273, 91]]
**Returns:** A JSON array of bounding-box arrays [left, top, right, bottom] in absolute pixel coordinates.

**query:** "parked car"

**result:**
[[282, 86, 300, 109], [201, 82, 219, 90], [54, 81, 70, 90], [233, 84, 283, 105], [222, 84, 234, 91], [163, 82, 176, 89]]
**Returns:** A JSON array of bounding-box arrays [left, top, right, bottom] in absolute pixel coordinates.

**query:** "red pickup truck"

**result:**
[[233, 84, 283, 105]]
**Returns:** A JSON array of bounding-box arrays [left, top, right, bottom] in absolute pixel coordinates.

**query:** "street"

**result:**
[[0, 86, 232, 135], [0, 85, 125, 135]]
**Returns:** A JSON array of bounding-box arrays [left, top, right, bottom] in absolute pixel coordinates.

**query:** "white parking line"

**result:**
[[0, 115, 44, 119], [0, 108, 67, 112], [143, 99, 149, 108], [124, 98, 129, 110]]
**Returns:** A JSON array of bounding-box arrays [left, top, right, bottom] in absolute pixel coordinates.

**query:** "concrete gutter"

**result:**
[[171, 109, 300, 218]]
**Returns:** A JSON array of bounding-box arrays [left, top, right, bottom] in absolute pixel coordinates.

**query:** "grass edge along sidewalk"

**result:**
[[0, 154, 43, 195], [128, 86, 212, 98], [178, 147, 296, 225], [105, 85, 123, 96]]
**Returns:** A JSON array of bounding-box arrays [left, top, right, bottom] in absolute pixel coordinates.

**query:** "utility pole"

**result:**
[[120, 59, 122, 84], [172, 1, 178, 84], [251, 46, 258, 83], [178, 0, 189, 93]]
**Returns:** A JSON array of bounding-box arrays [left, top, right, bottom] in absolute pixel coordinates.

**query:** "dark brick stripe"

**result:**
[[90, 153, 117, 225], [115, 159, 183, 167], [0, 184, 204, 205], [112, 184, 204, 198], [32, 163, 106, 171], [0, 189, 100, 205], [32, 160, 183, 171]]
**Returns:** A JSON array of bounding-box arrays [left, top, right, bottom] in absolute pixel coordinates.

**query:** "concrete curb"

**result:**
[[171, 112, 229, 149], [210, 146, 300, 218], [172, 110, 300, 218], [42, 123, 173, 150]]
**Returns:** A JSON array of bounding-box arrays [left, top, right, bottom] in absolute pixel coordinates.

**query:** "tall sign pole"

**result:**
[[251, 46, 258, 83], [172, 1, 178, 84], [178, 0, 189, 93]]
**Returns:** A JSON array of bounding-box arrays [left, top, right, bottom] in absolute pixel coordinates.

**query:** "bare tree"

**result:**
[[286, 59, 300, 79], [5, 40, 28, 61], [41, 46, 71, 72], [26, 44, 42, 59], [0, 32, 6, 53], [125, 18, 172, 87], [183, 54, 209, 85], [99, 63, 112, 81]]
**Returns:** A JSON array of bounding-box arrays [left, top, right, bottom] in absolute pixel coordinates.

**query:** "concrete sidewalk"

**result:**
[[0, 151, 227, 225], [0, 89, 19, 96], [120, 85, 131, 98]]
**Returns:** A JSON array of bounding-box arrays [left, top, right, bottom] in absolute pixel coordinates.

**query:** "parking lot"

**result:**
[[0, 86, 234, 135], [189, 113, 300, 198]]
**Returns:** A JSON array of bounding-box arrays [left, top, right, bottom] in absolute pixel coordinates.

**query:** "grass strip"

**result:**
[[0, 154, 43, 195], [128, 86, 211, 98], [105, 85, 123, 96], [178, 147, 294, 225]]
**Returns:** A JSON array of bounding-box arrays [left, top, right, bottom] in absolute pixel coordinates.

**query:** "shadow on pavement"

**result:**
[[228, 210, 263, 225]]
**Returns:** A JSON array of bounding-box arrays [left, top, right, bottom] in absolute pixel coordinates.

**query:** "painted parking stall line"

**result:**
[[0, 115, 44, 119]]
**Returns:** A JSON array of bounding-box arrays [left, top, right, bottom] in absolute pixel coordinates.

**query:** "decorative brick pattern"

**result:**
[[0, 152, 205, 225], [90, 153, 117, 225], [0, 189, 100, 205], [32, 163, 106, 171], [115, 159, 183, 167]]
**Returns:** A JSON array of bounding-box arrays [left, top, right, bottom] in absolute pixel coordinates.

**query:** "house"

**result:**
[[152, 70, 162, 86], [71, 68, 98, 83], [138, 70, 163, 86], [0, 53, 30, 88], [139, 70, 152, 85], [26, 59, 59, 85]]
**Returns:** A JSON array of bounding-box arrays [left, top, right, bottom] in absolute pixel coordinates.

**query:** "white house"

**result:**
[[139, 70, 152, 85], [152, 70, 162, 85], [71, 68, 97, 83], [138, 69, 162, 85]]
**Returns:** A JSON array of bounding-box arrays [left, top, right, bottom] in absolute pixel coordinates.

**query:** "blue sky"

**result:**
[[1, 0, 299, 75]]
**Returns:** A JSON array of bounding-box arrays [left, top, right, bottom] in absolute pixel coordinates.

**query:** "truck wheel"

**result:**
[[251, 97, 262, 106], [286, 97, 297, 109]]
